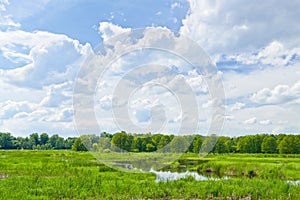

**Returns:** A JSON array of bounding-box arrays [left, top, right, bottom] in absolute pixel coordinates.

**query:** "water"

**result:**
[[150, 169, 229, 182], [287, 180, 300, 185], [0, 174, 8, 179]]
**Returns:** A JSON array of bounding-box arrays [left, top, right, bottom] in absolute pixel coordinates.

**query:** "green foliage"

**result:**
[[0, 132, 14, 149], [262, 135, 277, 153], [72, 138, 88, 151], [0, 151, 299, 199], [40, 133, 49, 145], [0, 132, 300, 155], [278, 135, 300, 154]]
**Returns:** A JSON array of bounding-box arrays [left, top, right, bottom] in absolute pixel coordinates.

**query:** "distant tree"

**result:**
[[65, 137, 76, 149], [98, 137, 111, 150], [78, 135, 92, 150], [192, 135, 203, 154], [151, 134, 163, 150], [237, 135, 264, 153], [29, 133, 39, 148], [40, 133, 49, 145], [214, 136, 231, 153], [146, 143, 156, 152], [100, 132, 113, 139], [20, 137, 31, 149], [0, 133, 14, 149], [261, 135, 277, 153], [278, 135, 300, 154], [0, 131, 300, 154], [55, 137, 65, 149], [12, 137, 22, 149], [200, 135, 218, 154], [131, 137, 143, 152], [72, 138, 88, 151], [169, 136, 189, 153], [89, 134, 100, 144], [225, 138, 237, 153], [277, 136, 291, 154], [92, 143, 98, 151], [111, 131, 131, 152], [292, 135, 300, 154], [49, 134, 65, 149], [141, 136, 152, 152], [157, 135, 171, 152]]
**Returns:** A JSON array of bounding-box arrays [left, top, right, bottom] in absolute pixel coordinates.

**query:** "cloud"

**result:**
[[0, 27, 92, 135], [0, 14, 20, 28], [98, 22, 131, 41], [259, 120, 272, 125], [230, 102, 245, 111], [171, 2, 181, 10], [0, 100, 34, 119], [244, 117, 257, 125], [0, 0, 21, 29], [225, 115, 235, 121], [222, 41, 300, 67], [47, 107, 74, 122], [40, 82, 72, 107], [222, 62, 300, 99], [0, 0, 8, 11], [180, 0, 300, 55], [0, 30, 92, 88], [97, 95, 113, 111], [1, 0, 299, 137], [250, 81, 300, 104], [75, 26, 221, 134]]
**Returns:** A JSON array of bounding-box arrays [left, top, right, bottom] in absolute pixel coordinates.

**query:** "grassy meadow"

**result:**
[[0, 150, 299, 199]]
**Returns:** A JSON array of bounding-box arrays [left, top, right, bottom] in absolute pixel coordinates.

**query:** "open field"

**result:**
[[0, 150, 299, 199]]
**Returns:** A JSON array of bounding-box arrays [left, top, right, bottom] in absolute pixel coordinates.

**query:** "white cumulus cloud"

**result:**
[[244, 117, 257, 125], [250, 81, 300, 104], [180, 0, 300, 55], [98, 22, 131, 42]]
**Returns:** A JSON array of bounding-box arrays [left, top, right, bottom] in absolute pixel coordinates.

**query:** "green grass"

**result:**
[[0, 150, 299, 199]]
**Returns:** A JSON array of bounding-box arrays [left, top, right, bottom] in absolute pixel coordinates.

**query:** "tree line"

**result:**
[[0, 132, 300, 154]]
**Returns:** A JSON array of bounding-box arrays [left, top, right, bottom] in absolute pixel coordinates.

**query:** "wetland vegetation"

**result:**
[[0, 150, 299, 199]]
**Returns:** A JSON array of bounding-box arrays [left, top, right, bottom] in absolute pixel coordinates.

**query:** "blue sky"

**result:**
[[1, 0, 300, 137]]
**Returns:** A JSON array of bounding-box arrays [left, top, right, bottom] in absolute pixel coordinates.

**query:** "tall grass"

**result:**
[[0, 150, 299, 199]]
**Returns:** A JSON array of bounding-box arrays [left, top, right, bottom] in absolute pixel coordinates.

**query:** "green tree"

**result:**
[[80, 135, 92, 150], [157, 135, 171, 152], [55, 137, 65, 149], [40, 133, 49, 145], [49, 134, 65, 149], [72, 138, 88, 151], [29, 133, 39, 148], [65, 137, 76, 149], [111, 131, 129, 152], [192, 135, 203, 153], [277, 136, 291, 154], [98, 137, 111, 151], [131, 137, 143, 152], [278, 135, 300, 154], [0, 133, 14, 149], [169, 136, 189, 153], [237, 135, 264, 153], [214, 136, 231, 153], [225, 138, 237, 153], [200, 135, 218, 154], [146, 143, 156, 152], [261, 135, 277, 153]]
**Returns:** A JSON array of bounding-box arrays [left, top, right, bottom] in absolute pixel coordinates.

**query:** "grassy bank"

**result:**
[[0, 150, 299, 199]]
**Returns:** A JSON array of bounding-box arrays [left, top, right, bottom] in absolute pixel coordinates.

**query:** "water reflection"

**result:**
[[0, 174, 8, 179], [287, 180, 300, 185], [150, 169, 229, 182]]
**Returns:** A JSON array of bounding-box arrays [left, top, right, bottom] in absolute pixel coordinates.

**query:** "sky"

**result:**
[[0, 0, 300, 137]]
